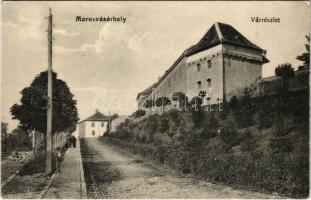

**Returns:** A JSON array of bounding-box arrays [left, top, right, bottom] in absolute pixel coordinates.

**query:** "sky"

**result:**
[[1, 1, 310, 131]]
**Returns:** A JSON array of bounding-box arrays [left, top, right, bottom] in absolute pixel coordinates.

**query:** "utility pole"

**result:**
[[46, 8, 54, 173], [32, 129, 36, 153], [108, 110, 111, 134]]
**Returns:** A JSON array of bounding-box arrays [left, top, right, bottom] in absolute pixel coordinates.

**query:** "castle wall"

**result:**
[[148, 56, 187, 100], [223, 44, 263, 100], [186, 44, 224, 105], [141, 44, 267, 108], [257, 69, 309, 96]]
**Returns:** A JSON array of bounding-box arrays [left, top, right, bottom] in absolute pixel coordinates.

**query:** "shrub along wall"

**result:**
[[107, 89, 309, 198]]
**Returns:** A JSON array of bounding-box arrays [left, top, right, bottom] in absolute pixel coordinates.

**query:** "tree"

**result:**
[[1, 122, 8, 136], [162, 97, 171, 106], [132, 109, 146, 118], [12, 126, 32, 150], [275, 63, 295, 93], [171, 92, 188, 110], [155, 96, 171, 107], [275, 63, 294, 79], [10, 71, 79, 134], [145, 99, 154, 108], [155, 97, 164, 107], [112, 114, 119, 119], [190, 96, 203, 111], [297, 35, 310, 70]]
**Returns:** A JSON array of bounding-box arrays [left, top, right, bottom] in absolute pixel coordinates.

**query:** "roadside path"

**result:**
[[42, 140, 86, 199], [81, 138, 281, 199]]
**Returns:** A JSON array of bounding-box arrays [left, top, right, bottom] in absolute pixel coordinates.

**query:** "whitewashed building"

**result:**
[[78, 110, 111, 138]]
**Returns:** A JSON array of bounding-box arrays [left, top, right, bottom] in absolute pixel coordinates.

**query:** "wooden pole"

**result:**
[[32, 129, 35, 153], [108, 110, 112, 134], [46, 8, 53, 173]]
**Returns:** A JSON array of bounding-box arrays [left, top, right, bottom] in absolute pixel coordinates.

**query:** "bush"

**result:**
[[145, 99, 154, 108], [155, 97, 164, 107], [219, 114, 239, 147], [190, 96, 203, 111], [1, 128, 32, 153], [171, 92, 188, 110], [231, 87, 255, 128], [163, 97, 171, 106], [1, 134, 18, 153], [190, 109, 204, 126], [19, 154, 45, 175], [269, 137, 293, 153], [132, 109, 146, 118], [156, 145, 167, 164], [199, 113, 219, 140], [229, 95, 238, 110], [157, 118, 169, 133], [240, 131, 257, 152], [155, 96, 171, 107]]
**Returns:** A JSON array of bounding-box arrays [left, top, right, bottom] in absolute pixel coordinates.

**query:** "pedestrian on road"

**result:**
[[72, 135, 77, 148], [67, 135, 72, 148], [55, 147, 62, 172]]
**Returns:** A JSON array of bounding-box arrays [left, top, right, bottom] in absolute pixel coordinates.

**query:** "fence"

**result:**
[[33, 131, 70, 154]]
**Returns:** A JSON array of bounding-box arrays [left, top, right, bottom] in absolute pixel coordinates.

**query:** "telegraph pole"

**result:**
[[46, 8, 54, 173], [108, 110, 111, 133]]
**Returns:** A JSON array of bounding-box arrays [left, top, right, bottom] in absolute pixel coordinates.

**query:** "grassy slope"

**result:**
[[108, 90, 309, 198]]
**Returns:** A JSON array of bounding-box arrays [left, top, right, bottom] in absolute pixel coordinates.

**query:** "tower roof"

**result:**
[[185, 22, 264, 56], [79, 110, 110, 123], [137, 83, 157, 99]]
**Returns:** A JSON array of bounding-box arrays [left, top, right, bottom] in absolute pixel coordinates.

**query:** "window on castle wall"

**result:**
[[208, 60, 212, 69], [101, 122, 105, 127], [197, 81, 202, 90], [207, 79, 211, 87], [92, 130, 95, 135], [91, 122, 95, 127], [197, 63, 201, 72]]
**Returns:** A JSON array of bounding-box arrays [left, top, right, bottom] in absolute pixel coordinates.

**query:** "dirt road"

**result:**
[[80, 138, 280, 199]]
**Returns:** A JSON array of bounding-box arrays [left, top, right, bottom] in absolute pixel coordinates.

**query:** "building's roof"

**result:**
[[79, 111, 110, 123], [185, 22, 264, 56], [137, 83, 157, 99], [139, 22, 268, 98]]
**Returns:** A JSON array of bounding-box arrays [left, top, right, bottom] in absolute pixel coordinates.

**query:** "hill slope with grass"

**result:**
[[107, 89, 309, 198]]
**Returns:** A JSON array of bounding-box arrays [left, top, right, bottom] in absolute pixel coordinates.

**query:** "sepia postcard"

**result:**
[[1, 1, 310, 199]]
